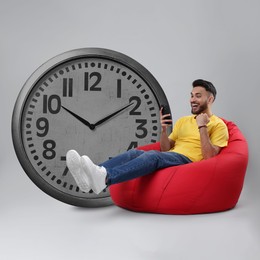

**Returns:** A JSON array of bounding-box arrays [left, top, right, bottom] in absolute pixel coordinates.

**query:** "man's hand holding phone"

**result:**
[[160, 104, 172, 127]]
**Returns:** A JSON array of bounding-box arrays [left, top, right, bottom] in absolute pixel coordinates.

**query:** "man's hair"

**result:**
[[192, 79, 217, 100]]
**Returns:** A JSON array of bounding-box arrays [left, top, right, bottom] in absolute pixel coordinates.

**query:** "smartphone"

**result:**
[[161, 104, 172, 124]]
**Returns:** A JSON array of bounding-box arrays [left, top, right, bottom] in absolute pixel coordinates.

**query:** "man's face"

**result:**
[[190, 86, 212, 115]]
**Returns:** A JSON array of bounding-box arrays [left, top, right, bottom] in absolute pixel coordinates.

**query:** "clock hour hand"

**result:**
[[61, 106, 95, 130], [94, 102, 134, 128]]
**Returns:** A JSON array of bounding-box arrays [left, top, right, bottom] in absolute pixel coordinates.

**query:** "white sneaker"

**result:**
[[66, 150, 91, 193], [80, 155, 107, 194]]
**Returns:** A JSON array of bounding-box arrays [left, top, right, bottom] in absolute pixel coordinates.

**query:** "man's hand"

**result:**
[[195, 113, 210, 127], [160, 107, 172, 131], [160, 107, 174, 151]]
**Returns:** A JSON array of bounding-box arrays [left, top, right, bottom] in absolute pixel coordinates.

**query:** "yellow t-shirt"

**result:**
[[168, 115, 229, 162]]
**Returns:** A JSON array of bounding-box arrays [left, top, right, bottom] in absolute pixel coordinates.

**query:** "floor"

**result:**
[[1, 160, 259, 260]]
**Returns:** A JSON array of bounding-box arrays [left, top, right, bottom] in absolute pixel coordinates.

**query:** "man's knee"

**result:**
[[127, 149, 144, 158], [142, 150, 160, 159]]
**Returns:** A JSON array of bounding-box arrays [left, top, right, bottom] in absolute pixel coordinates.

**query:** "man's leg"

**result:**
[[106, 151, 192, 185], [81, 150, 191, 194], [66, 149, 145, 193], [99, 149, 145, 169]]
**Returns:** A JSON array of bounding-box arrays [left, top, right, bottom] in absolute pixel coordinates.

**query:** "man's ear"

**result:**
[[208, 95, 214, 104]]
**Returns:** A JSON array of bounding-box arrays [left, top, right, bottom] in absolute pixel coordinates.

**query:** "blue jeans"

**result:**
[[99, 149, 192, 185]]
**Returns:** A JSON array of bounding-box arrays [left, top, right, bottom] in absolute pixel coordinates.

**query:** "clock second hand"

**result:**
[[93, 102, 134, 128]]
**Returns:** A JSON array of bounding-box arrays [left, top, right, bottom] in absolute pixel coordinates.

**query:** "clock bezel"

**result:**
[[12, 48, 171, 207]]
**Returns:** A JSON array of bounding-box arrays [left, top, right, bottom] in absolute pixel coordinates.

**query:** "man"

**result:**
[[66, 79, 229, 194]]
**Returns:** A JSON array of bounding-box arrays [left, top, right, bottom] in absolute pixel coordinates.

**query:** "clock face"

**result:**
[[12, 48, 171, 207]]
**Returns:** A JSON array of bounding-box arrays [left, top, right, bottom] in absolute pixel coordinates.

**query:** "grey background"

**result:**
[[1, 0, 259, 259]]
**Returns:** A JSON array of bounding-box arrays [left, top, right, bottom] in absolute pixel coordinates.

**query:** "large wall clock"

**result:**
[[12, 48, 171, 207]]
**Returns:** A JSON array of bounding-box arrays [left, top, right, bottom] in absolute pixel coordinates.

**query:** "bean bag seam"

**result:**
[[155, 169, 177, 211]]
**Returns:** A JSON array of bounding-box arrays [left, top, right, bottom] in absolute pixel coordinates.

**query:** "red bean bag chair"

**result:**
[[109, 119, 248, 214]]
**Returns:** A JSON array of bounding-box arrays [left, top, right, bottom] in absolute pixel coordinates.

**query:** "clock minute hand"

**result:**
[[61, 106, 95, 130], [94, 102, 134, 128]]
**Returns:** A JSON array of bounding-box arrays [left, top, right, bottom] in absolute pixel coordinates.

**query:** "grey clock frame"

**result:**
[[12, 48, 171, 207]]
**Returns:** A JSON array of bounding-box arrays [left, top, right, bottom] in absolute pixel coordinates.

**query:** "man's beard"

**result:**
[[191, 102, 208, 115]]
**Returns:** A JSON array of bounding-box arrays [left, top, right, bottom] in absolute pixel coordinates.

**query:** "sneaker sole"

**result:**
[[66, 150, 90, 193]]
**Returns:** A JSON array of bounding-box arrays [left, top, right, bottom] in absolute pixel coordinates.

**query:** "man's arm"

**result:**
[[160, 128, 175, 151], [196, 113, 221, 159], [199, 127, 221, 159]]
